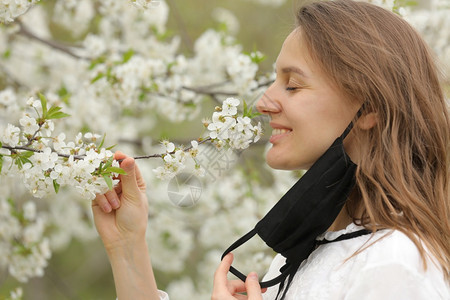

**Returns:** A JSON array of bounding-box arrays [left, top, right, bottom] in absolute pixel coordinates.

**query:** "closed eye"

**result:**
[[286, 78, 305, 92]]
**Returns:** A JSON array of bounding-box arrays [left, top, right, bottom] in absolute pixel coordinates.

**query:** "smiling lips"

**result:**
[[272, 128, 291, 136], [270, 125, 292, 143]]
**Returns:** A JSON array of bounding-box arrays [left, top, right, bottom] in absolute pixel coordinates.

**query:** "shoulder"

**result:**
[[363, 229, 425, 267], [345, 229, 449, 299]]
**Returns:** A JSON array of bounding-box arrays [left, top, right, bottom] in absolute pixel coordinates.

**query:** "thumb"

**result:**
[[117, 156, 140, 201], [245, 272, 263, 300]]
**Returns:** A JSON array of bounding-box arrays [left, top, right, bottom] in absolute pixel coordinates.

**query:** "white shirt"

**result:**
[[157, 223, 449, 300], [262, 223, 449, 300]]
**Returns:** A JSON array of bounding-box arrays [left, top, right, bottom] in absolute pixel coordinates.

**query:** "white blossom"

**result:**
[[0, 0, 40, 23], [19, 115, 39, 135], [1, 124, 21, 147], [222, 97, 240, 115]]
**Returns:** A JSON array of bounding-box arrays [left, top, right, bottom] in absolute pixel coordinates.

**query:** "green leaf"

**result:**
[[14, 158, 23, 169], [7, 197, 15, 209], [122, 49, 134, 63], [47, 105, 62, 115], [98, 134, 106, 149], [47, 111, 71, 120], [53, 180, 60, 194], [3, 48, 11, 59], [91, 72, 105, 84], [21, 151, 34, 159], [38, 93, 48, 118], [103, 175, 113, 190], [243, 100, 249, 116], [104, 157, 113, 169], [61, 93, 71, 105], [105, 144, 117, 150], [105, 167, 127, 175], [242, 100, 261, 119], [14, 151, 34, 169], [46, 105, 71, 119], [96, 162, 104, 175], [57, 85, 69, 98], [89, 56, 106, 70], [247, 51, 266, 64]]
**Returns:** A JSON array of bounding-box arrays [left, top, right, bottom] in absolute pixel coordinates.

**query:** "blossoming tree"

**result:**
[[0, 0, 448, 299]]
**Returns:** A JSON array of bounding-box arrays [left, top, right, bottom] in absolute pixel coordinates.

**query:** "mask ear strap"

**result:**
[[340, 103, 366, 140], [221, 228, 294, 289]]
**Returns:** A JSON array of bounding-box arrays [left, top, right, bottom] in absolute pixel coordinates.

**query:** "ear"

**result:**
[[357, 112, 378, 130]]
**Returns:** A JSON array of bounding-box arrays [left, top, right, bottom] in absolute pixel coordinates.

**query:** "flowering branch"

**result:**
[[1, 144, 86, 160], [0, 95, 261, 199]]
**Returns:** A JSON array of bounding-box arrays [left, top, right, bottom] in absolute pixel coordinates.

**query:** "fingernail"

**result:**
[[110, 198, 120, 209], [102, 204, 112, 213], [248, 272, 258, 280]]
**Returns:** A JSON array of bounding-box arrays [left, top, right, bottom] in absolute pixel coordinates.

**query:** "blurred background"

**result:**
[[0, 0, 448, 299], [0, 1, 296, 299]]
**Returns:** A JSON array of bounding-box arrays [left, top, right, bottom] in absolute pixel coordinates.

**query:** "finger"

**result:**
[[133, 162, 146, 191], [227, 280, 246, 294], [213, 253, 234, 294], [114, 181, 122, 195], [245, 272, 263, 300], [114, 151, 140, 202], [113, 151, 127, 161], [104, 189, 120, 209], [114, 151, 143, 192], [93, 193, 112, 213]]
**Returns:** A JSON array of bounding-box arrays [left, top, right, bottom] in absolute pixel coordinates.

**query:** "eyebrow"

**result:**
[[281, 66, 308, 78]]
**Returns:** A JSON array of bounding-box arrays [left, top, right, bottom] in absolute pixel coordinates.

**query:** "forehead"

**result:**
[[276, 29, 313, 77]]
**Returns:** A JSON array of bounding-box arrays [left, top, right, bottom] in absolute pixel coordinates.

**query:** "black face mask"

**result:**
[[221, 108, 370, 298]]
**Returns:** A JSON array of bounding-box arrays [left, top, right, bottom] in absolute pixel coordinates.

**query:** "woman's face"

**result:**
[[257, 29, 360, 170]]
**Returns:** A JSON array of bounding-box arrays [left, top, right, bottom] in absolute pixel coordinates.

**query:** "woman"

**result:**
[[92, 1, 450, 299]]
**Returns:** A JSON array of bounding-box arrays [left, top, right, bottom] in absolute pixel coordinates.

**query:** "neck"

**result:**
[[328, 205, 354, 231]]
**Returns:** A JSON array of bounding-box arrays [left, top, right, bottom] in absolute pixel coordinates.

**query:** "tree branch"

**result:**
[[166, 0, 194, 52], [16, 21, 88, 60], [1, 137, 213, 162], [0, 63, 27, 89], [181, 79, 274, 97]]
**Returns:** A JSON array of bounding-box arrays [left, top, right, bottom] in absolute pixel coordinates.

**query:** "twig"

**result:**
[[16, 21, 88, 60], [182, 85, 237, 97], [1, 144, 85, 160], [24, 124, 44, 147], [1, 137, 213, 162], [181, 79, 274, 97], [0, 64, 27, 89], [117, 137, 212, 162], [166, 0, 194, 52]]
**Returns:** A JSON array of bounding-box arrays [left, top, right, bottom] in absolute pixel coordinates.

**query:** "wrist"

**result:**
[[105, 237, 160, 300], [105, 236, 148, 261]]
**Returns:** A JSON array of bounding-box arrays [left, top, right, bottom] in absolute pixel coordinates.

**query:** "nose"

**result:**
[[256, 91, 282, 115]]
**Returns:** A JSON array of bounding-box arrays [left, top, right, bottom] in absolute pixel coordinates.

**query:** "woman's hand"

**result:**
[[92, 151, 149, 252], [212, 253, 265, 300], [92, 152, 160, 299]]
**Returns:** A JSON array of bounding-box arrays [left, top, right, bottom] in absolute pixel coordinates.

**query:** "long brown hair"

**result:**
[[296, 0, 449, 277]]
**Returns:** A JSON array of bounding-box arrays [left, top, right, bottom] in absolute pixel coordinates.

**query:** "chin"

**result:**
[[265, 155, 293, 170], [265, 153, 310, 171]]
